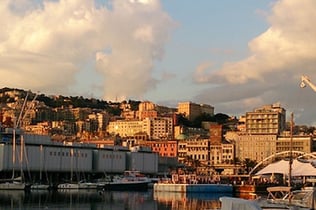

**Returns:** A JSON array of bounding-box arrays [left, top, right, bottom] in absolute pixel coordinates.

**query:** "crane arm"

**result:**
[[300, 75, 316, 92]]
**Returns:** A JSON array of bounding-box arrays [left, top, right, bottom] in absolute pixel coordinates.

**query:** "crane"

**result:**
[[300, 75, 316, 92]]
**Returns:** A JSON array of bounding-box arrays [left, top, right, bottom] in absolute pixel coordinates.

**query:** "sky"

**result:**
[[1, 0, 316, 125]]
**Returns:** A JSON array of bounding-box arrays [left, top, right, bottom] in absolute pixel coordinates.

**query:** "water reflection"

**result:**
[[0, 189, 155, 210], [0, 190, 233, 210], [154, 191, 233, 210]]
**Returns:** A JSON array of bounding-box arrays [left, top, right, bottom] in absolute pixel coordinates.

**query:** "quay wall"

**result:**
[[153, 183, 233, 193]]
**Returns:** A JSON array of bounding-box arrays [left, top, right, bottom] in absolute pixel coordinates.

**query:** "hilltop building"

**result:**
[[107, 117, 173, 140], [177, 101, 214, 121]]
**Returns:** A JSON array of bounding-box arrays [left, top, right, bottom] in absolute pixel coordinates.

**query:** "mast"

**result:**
[[20, 134, 24, 181], [288, 112, 294, 187], [12, 124, 16, 179], [40, 144, 43, 182]]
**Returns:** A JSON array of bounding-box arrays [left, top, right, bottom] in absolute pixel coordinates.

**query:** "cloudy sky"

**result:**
[[1, 0, 316, 125]]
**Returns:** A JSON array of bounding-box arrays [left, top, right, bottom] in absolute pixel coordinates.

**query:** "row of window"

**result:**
[[49, 151, 88, 158], [153, 148, 174, 152], [48, 151, 123, 159], [152, 144, 176, 147], [102, 154, 122, 159]]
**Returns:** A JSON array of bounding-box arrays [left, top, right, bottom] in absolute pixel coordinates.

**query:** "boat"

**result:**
[[220, 197, 262, 210], [30, 145, 50, 190], [57, 180, 99, 190], [30, 183, 50, 190], [0, 129, 26, 190], [102, 171, 150, 191], [153, 173, 233, 193], [0, 93, 38, 190], [250, 114, 316, 209], [57, 182, 80, 190], [0, 180, 26, 190], [260, 185, 316, 209]]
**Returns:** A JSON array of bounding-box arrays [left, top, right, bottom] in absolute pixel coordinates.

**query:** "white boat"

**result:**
[[102, 171, 150, 191], [57, 180, 99, 190], [0, 128, 27, 190], [0, 181, 26, 190], [57, 183, 80, 190], [31, 144, 50, 190], [77, 181, 99, 189], [262, 185, 316, 209], [220, 197, 262, 210], [30, 183, 50, 190]]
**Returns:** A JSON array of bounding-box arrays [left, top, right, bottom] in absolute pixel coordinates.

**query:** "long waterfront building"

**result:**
[[0, 130, 159, 184]]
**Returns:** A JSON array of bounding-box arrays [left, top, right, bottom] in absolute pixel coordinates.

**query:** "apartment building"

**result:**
[[144, 140, 178, 157], [107, 120, 143, 137], [277, 135, 313, 154], [142, 117, 173, 140], [107, 117, 173, 140], [245, 103, 286, 135], [235, 134, 277, 162]]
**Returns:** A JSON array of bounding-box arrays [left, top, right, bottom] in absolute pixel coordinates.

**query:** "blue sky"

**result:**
[[1, 0, 316, 125], [148, 0, 271, 103]]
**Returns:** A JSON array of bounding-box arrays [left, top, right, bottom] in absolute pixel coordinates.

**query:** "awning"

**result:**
[[256, 159, 316, 177]]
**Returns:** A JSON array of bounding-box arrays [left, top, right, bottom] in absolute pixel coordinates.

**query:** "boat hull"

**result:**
[[0, 182, 26, 190], [30, 184, 50, 190], [57, 182, 99, 190], [103, 181, 149, 191]]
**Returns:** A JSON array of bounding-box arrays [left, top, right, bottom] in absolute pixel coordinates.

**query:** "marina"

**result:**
[[0, 131, 160, 189]]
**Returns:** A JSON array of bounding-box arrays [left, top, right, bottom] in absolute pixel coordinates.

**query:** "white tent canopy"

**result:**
[[256, 159, 316, 177]]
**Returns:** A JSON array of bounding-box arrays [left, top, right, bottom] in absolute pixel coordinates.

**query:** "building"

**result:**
[[210, 124, 223, 145], [245, 103, 286, 135], [138, 101, 158, 120], [235, 134, 277, 162], [144, 140, 178, 157], [107, 120, 143, 137], [177, 102, 214, 121], [142, 117, 173, 140], [107, 117, 173, 140], [277, 135, 313, 154]]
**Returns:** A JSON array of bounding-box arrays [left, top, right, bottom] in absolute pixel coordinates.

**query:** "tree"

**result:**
[[243, 158, 257, 174]]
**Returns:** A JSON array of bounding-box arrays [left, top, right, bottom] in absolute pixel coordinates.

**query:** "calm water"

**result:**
[[0, 189, 234, 210]]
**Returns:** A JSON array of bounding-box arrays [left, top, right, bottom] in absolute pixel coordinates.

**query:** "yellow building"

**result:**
[[276, 135, 313, 154], [107, 117, 173, 140], [177, 101, 214, 121], [107, 120, 143, 137], [236, 134, 277, 162]]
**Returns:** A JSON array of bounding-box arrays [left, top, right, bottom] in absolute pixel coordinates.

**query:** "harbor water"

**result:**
[[0, 189, 233, 210]]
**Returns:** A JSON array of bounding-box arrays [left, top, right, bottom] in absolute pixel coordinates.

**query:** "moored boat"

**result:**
[[102, 171, 150, 191], [0, 181, 26, 190], [57, 180, 99, 190], [30, 183, 50, 190]]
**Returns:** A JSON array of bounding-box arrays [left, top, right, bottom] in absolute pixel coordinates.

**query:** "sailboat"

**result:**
[[58, 148, 76, 189], [57, 148, 98, 190], [0, 128, 26, 190], [30, 145, 50, 190], [0, 92, 38, 190]]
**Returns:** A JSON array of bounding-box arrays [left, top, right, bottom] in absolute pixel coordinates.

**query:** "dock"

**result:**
[[153, 183, 233, 193]]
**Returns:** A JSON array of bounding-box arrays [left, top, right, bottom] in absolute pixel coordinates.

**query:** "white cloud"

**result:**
[[194, 0, 316, 125], [0, 0, 175, 99]]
